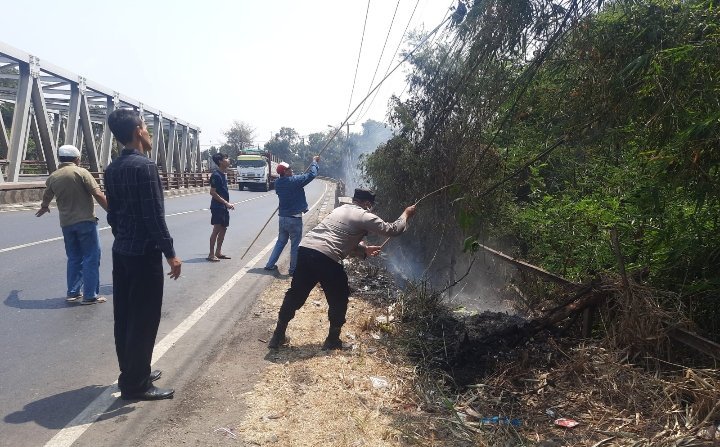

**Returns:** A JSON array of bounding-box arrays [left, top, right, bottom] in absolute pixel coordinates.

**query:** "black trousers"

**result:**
[[278, 247, 350, 327], [112, 249, 164, 394]]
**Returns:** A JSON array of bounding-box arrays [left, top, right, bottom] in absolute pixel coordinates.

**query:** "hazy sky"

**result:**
[[1, 0, 454, 148]]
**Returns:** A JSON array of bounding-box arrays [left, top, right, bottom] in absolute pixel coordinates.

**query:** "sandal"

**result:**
[[81, 296, 107, 305], [206, 256, 220, 262], [216, 255, 231, 259], [66, 293, 83, 302]]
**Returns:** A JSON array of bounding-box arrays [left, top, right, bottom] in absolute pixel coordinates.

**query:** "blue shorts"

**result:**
[[211, 208, 230, 227]]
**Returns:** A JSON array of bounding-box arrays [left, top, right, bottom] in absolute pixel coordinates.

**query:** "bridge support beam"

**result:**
[[165, 119, 177, 173], [0, 105, 9, 159], [79, 89, 100, 172], [99, 96, 115, 169], [52, 112, 62, 148], [179, 125, 189, 172], [64, 83, 80, 147], [29, 112, 43, 161], [31, 73, 58, 171], [4, 62, 32, 183], [152, 115, 166, 168]]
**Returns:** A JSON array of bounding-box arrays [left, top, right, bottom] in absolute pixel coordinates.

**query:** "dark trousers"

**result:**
[[112, 249, 164, 394], [278, 247, 350, 327]]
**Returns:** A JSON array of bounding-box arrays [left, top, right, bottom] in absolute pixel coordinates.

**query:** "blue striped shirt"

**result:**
[[104, 148, 176, 258]]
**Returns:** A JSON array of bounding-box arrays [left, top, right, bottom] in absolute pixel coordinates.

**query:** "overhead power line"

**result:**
[[353, 0, 402, 120], [320, 14, 454, 159], [356, 0, 421, 122], [346, 0, 372, 118]]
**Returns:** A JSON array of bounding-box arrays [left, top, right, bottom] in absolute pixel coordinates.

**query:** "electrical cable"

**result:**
[[346, 0, 372, 119], [394, 0, 459, 103], [355, 0, 460, 123], [316, 14, 453, 160], [353, 0, 403, 121]]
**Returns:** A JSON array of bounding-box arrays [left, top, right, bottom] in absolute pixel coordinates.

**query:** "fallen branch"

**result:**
[[528, 290, 607, 333], [473, 243, 719, 361], [477, 244, 577, 286], [668, 328, 720, 361]]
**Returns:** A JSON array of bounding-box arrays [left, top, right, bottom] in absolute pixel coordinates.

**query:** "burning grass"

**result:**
[[228, 259, 718, 446], [389, 273, 720, 446]]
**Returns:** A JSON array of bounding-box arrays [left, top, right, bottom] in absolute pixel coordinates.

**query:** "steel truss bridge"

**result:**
[[0, 40, 202, 184]]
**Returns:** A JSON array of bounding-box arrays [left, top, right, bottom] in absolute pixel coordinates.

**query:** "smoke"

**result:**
[[376, 225, 519, 315], [343, 122, 517, 316], [342, 120, 394, 192]]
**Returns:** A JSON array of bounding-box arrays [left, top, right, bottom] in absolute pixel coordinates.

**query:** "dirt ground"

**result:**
[[134, 270, 425, 447]]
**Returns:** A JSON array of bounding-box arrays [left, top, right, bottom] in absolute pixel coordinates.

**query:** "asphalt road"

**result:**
[[0, 180, 329, 446]]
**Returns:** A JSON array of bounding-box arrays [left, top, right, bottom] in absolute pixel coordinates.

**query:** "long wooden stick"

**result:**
[[477, 243, 576, 286], [240, 207, 278, 260]]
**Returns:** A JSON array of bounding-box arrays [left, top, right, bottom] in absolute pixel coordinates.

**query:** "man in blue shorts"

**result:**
[[207, 153, 235, 262]]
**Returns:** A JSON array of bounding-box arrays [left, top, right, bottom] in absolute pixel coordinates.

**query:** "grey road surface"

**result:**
[[0, 180, 328, 446]]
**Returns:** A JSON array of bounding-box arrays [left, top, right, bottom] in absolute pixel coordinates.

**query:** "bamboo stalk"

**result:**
[[240, 207, 278, 260]]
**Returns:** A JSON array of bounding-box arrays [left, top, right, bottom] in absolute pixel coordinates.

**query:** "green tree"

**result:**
[[265, 127, 300, 161], [223, 121, 255, 163], [362, 0, 720, 334]]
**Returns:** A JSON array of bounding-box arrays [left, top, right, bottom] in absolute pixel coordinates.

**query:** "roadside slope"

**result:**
[[133, 273, 422, 447]]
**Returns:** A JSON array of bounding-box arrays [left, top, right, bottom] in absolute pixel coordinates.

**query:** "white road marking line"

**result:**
[[0, 193, 274, 253], [165, 192, 270, 217], [0, 227, 111, 254], [0, 188, 213, 214], [43, 184, 328, 447]]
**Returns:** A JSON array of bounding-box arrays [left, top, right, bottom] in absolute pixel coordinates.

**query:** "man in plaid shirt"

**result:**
[[105, 108, 181, 401]]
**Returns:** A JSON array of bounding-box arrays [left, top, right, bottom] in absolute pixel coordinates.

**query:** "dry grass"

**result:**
[[444, 343, 720, 446], [233, 276, 426, 447], [226, 263, 719, 447], [388, 274, 720, 446]]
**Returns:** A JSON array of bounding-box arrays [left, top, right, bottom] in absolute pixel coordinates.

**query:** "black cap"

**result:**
[[352, 188, 376, 203]]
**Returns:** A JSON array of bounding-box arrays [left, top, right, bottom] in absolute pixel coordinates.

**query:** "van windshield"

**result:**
[[237, 160, 266, 168]]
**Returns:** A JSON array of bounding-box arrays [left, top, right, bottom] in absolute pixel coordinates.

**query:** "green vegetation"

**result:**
[[206, 120, 391, 180], [363, 0, 720, 335]]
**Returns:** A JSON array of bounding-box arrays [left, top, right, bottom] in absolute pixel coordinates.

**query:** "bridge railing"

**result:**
[[2, 158, 239, 192], [0, 40, 202, 184], [89, 170, 238, 192], [0, 159, 50, 175]]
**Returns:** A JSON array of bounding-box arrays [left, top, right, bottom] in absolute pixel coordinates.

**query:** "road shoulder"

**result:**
[[133, 271, 419, 447]]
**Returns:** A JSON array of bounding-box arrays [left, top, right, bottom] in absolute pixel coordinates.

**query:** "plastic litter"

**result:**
[[369, 376, 389, 389], [554, 418, 579, 428], [214, 427, 237, 439], [480, 416, 522, 426], [697, 423, 720, 440]]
